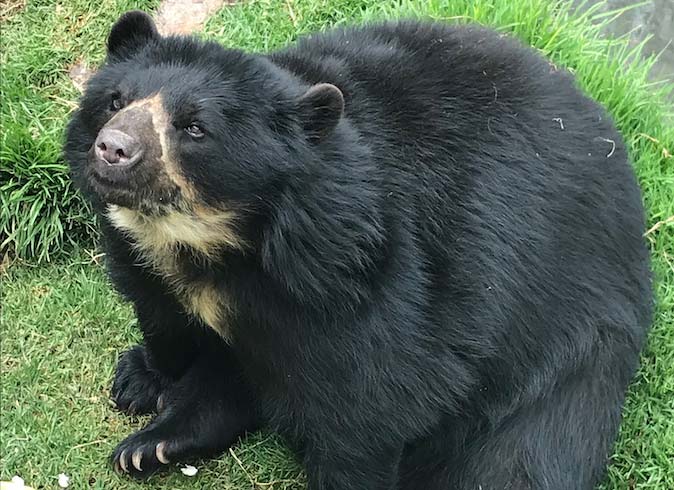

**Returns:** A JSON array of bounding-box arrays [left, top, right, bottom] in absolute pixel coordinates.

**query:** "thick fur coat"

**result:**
[[65, 11, 652, 489]]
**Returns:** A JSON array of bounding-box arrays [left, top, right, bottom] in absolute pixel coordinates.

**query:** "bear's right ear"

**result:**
[[107, 11, 159, 61]]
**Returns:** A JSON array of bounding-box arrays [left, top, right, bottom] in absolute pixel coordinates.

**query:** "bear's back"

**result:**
[[271, 21, 652, 365], [270, 22, 569, 144]]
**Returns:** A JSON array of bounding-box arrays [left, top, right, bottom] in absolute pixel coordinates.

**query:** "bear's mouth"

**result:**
[[86, 149, 178, 213], [86, 143, 142, 204], [90, 151, 141, 186]]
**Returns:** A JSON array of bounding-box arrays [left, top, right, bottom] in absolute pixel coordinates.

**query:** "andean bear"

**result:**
[[65, 11, 652, 490]]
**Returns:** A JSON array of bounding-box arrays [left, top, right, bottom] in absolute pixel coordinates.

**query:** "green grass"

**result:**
[[0, 0, 161, 262], [0, 259, 305, 489], [1, 0, 673, 488]]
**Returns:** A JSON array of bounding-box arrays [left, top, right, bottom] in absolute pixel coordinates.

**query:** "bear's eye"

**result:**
[[185, 123, 205, 139], [110, 94, 123, 112]]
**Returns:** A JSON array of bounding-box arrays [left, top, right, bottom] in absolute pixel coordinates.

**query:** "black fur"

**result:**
[[107, 10, 159, 61], [65, 11, 652, 489]]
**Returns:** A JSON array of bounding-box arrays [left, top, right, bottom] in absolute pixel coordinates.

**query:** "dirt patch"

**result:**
[[0, 0, 26, 23], [69, 0, 230, 93], [69, 59, 92, 94], [30, 285, 52, 298], [155, 0, 229, 36]]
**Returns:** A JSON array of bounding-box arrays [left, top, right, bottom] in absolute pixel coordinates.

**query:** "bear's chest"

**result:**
[[167, 270, 232, 340], [153, 254, 231, 339], [107, 204, 240, 340]]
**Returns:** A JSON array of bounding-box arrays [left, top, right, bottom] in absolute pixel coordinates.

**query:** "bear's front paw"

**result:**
[[110, 404, 236, 478], [111, 424, 181, 478], [111, 345, 168, 415]]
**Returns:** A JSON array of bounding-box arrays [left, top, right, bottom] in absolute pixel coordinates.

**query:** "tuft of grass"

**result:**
[[1, 0, 673, 489], [0, 0, 161, 262]]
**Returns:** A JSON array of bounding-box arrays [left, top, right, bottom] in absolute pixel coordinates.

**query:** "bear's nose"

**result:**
[[94, 128, 143, 166]]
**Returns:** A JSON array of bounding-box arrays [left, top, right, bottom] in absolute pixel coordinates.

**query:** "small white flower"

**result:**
[[180, 465, 198, 477], [1, 476, 35, 490], [58, 473, 70, 488], [11, 476, 25, 488]]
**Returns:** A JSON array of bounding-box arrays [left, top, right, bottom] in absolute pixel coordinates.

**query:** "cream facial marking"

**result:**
[[107, 204, 244, 257], [137, 94, 198, 202]]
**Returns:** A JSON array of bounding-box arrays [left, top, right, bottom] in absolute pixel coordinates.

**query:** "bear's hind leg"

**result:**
[[400, 349, 637, 490]]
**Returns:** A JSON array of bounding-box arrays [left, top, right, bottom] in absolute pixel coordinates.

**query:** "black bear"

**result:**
[[65, 10, 652, 490]]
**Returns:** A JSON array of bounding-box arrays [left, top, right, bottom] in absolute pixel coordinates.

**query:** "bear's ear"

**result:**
[[298, 83, 344, 141], [107, 11, 159, 61]]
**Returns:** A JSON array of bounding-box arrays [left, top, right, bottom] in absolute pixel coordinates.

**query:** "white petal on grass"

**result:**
[[0, 476, 36, 490], [180, 465, 198, 476], [58, 473, 70, 488]]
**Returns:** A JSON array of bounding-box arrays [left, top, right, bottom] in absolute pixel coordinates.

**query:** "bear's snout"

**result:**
[[89, 103, 160, 189], [95, 128, 143, 167], [86, 94, 191, 210]]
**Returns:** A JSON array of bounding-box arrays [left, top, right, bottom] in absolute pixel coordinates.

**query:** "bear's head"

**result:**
[[65, 11, 345, 238], [66, 11, 384, 305]]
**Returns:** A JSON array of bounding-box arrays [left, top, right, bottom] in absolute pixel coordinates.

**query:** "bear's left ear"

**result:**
[[298, 83, 344, 141], [107, 11, 159, 61]]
